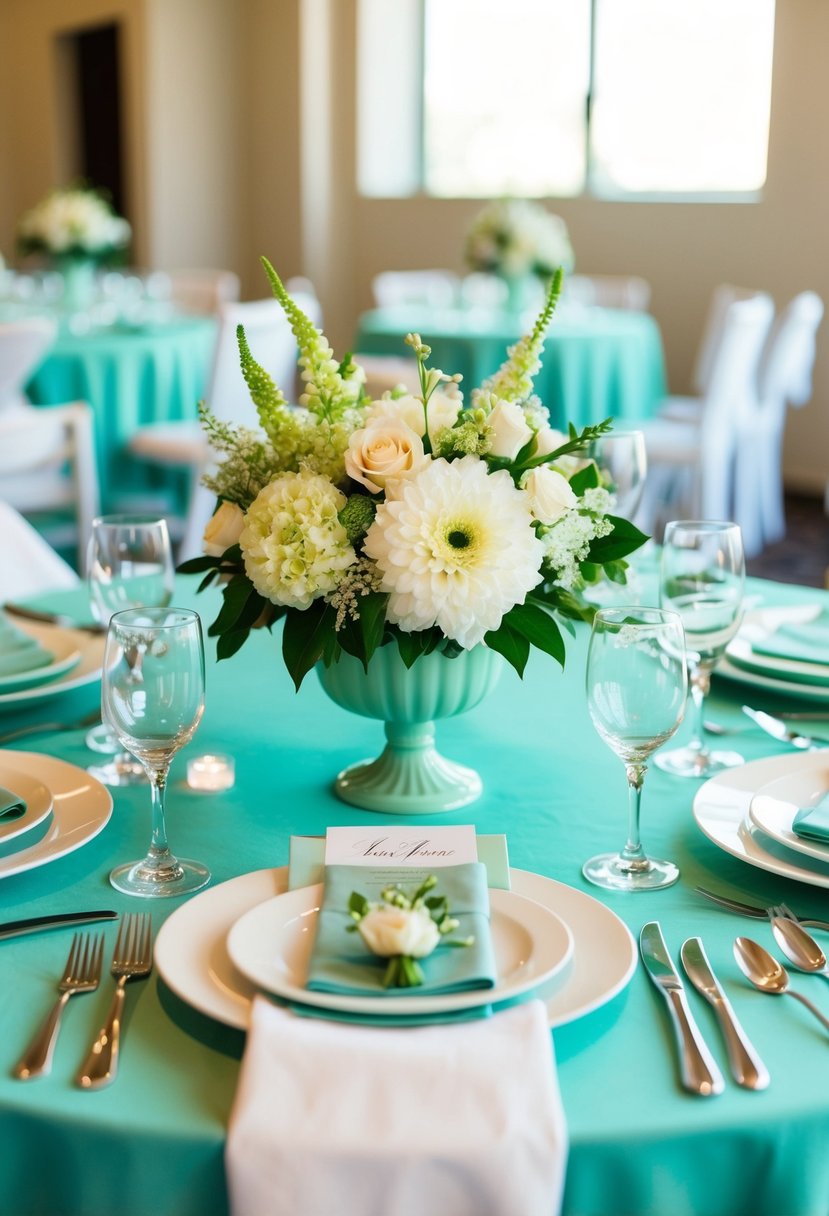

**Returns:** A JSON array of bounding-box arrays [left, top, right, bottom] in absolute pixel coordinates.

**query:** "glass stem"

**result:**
[[688, 664, 712, 755], [148, 765, 172, 861], [620, 762, 649, 872]]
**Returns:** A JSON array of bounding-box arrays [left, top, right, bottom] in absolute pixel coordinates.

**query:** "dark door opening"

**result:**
[[72, 23, 125, 217]]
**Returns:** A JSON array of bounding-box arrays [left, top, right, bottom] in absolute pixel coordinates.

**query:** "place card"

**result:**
[[288, 832, 511, 891], [325, 825, 478, 867]]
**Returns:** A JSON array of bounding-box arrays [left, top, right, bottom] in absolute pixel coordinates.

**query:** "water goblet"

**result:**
[[86, 514, 175, 786], [583, 606, 688, 892], [656, 520, 745, 778], [103, 607, 210, 897], [590, 429, 648, 520]]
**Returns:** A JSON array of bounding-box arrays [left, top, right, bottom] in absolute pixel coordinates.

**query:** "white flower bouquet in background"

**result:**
[[464, 198, 574, 281], [17, 185, 131, 261], [180, 258, 646, 689]]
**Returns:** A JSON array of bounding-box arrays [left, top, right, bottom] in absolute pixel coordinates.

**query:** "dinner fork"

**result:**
[[13, 933, 104, 1080], [76, 913, 153, 1090]]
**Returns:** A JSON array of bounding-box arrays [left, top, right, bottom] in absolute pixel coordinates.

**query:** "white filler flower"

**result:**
[[364, 455, 544, 648], [240, 471, 355, 609]]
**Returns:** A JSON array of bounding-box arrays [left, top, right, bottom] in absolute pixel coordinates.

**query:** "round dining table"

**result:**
[[1, 568, 829, 1216], [354, 303, 667, 429]]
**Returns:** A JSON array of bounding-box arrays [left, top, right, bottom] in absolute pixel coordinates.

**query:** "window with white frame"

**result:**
[[357, 0, 776, 201]]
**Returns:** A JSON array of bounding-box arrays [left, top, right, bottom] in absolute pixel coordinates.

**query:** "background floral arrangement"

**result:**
[[17, 185, 131, 261], [464, 198, 574, 281], [181, 258, 645, 689]]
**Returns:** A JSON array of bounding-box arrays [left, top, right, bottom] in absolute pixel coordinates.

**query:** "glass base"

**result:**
[[654, 745, 744, 779], [583, 852, 679, 892], [88, 754, 149, 787], [110, 855, 210, 898], [86, 722, 120, 755]]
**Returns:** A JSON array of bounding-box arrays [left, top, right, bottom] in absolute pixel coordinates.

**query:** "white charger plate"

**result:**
[[725, 605, 829, 687], [154, 866, 637, 1031], [749, 757, 829, 864], [0, 751, 112, 878], [226, 885, 573, 1018], [694, 752, 829, 888], [0, 622, 105, 710], [715, 655, 829, 704], [0, 762, 52, 844]]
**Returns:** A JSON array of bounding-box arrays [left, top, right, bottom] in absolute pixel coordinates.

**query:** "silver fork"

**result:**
[[13, 933, 105, 1080], [76, 913, 153, 1090]]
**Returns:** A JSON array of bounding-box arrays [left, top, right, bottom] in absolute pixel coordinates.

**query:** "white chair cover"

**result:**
[[0, 500, 79, 599], [372, 269, 460, 310], [564, 274, 651, 312], [167, 269, 241, 316], [0, 317, 58, 410]]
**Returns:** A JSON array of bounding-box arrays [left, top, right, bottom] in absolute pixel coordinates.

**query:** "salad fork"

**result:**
[[13, 933, 105, 1080], [76, 913, 153, 1090]]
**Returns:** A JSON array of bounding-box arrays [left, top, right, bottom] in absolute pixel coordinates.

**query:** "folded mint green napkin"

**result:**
[[0, 613, 54, 677], [0, 785, 26, 822], [752, 611, 829, 666], [306, 862, 496, 998], [793, 792, 829, 843]]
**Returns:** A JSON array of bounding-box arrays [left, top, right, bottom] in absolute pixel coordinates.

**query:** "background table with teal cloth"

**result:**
[[354, 304, 667, 428], [25, 317, 217, 513], [2, 573, 829, 1216]]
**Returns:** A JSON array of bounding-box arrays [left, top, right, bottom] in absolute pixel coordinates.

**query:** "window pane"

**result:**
[[357, 0, 422, 197], [590, 0, 775, 196], [423, 0, 590, 198]]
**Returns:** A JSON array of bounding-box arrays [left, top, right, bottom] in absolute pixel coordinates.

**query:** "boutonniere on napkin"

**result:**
[[348, 874, 473, 989]]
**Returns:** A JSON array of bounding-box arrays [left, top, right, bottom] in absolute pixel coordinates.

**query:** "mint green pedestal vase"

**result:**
[[316, 644, 505, 814], [57, 257, 97, 311]]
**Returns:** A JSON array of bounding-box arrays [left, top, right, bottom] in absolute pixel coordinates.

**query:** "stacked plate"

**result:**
[[155, 865, 638, 1032], [0, 617, 106, 711], [718, 604, 829, 703], [694, 752, 829, 889], [0, 751, 112, 879]]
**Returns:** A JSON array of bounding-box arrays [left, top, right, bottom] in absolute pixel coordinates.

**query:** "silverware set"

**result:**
[[11, 914, 152, 1087], [703, 706, 829, 749]]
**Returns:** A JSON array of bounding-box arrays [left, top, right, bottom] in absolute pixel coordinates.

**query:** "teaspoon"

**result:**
[[771, 917, 829, 983], [733, 937, 829, 1033]]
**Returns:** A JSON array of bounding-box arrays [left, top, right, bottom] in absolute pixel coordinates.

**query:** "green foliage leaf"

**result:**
[[348, 891, 369, 918], [208, 575, 257, 638], [568, 461, 601, 495], [216, 628, 250, 661], [588, 515, 649, 563], [359, 592, 389, 664], [282, 600, 337, 691], [484, 620, 531, 677], [505, 601, 566, 667], [394, 628, 440, 669], [177, 554, 221, 575]]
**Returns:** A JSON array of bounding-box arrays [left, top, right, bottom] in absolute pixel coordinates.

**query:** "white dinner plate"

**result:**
[[0, 622, 105, 710], [694, 752, 829, 888], [154, 866, 638, 1032], [725, 605, 829, 687], [0, 763, 53, 845], [749, 758, 829, 864], [226, 885, 573, 1018], [0, 751, 112, 878]]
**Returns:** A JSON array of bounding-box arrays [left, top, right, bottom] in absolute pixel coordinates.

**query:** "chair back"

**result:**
[[759, 290, 824, 409], [692, 284, 766, 396], [168, 269, 241, 316], [372, 270, 460, 310], [0, 500, 79, 598], [0, 317, 58, 409], [564, 274, 651, 312]]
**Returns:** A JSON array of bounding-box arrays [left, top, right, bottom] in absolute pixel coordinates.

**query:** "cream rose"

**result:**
[[532, 426, 568, 458], [488, 400, 533, 460], [357, 905, 440, 959], [203, 501, 245, 557], [366, 392, 461, 447], [522, 466, 578, 524], [345, 418, 428, 494]]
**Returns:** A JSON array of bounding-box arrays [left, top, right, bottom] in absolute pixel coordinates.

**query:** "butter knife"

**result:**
[[680, 937, 769, 1090], [640, 921, 725, 1096], [2, 603, 106, 635], [0, 911, 118, 941]]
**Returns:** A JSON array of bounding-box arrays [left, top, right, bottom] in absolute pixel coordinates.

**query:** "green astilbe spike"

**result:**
[[237, 324, 291, 440], [473, 267, 564, 407]]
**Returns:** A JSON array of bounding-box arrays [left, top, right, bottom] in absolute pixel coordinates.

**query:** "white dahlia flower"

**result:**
[[363, 455, 544, 648], [240, 472, 355, 609]]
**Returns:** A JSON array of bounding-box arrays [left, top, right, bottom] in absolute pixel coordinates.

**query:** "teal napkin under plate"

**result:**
[[0, 613, 54, 677], [793, 792, 829, 843], [306, 862, 497, 998], [288, 998, 492, 1026], [0, 785, 27, 822], [752, 610, 829, 666]]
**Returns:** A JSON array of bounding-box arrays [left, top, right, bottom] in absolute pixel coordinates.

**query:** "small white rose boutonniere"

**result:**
[[347, 874, 474, 988]]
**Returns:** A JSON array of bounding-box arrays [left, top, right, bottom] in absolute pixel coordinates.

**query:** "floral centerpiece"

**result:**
[[182, 257, 645, 700], [17, 186, 131, 263], [464, 198, 574, 283]]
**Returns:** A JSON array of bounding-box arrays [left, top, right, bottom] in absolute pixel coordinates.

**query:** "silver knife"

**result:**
[[680, 937, 769, 1090], [640, 921, 725, 1096], [0, 911, 118, 941], [2, 603, 106, 635], [742, 705, 829, 750], [695, 885, 829, 933]]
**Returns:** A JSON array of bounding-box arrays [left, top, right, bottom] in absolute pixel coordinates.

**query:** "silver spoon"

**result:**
[[733, 937, 829, 1033], [771, 917, 829, 983]]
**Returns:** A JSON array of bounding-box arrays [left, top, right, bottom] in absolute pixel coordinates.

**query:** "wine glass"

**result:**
[[590, 429, 647, 520], [86, 515, 175, 786], [656, 520, 745, 778], [103, 607, 210, 897], [583, 606, 687, 892]]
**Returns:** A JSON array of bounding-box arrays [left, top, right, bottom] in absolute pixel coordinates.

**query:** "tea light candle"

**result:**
[[187, 753, 235, 792]]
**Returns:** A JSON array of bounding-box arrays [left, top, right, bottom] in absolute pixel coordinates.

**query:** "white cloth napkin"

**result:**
[[225, 996, 568, 1216]]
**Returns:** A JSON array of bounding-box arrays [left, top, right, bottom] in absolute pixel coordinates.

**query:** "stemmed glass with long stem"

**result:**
[[583, 607, 688, 892], [657, 520, 745, 778], [103, 607, 210, 897], [86, 515, 175, 786], [590, 429, 648, 520]]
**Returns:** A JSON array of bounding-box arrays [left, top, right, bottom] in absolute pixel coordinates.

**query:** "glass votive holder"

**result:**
[[187, 753, 235, 792]]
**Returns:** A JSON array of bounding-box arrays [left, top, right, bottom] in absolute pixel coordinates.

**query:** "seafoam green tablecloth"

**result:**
[[26, 317, 217, 513], [354, 304, 667, 429], [2, 573, 829, 1216]]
